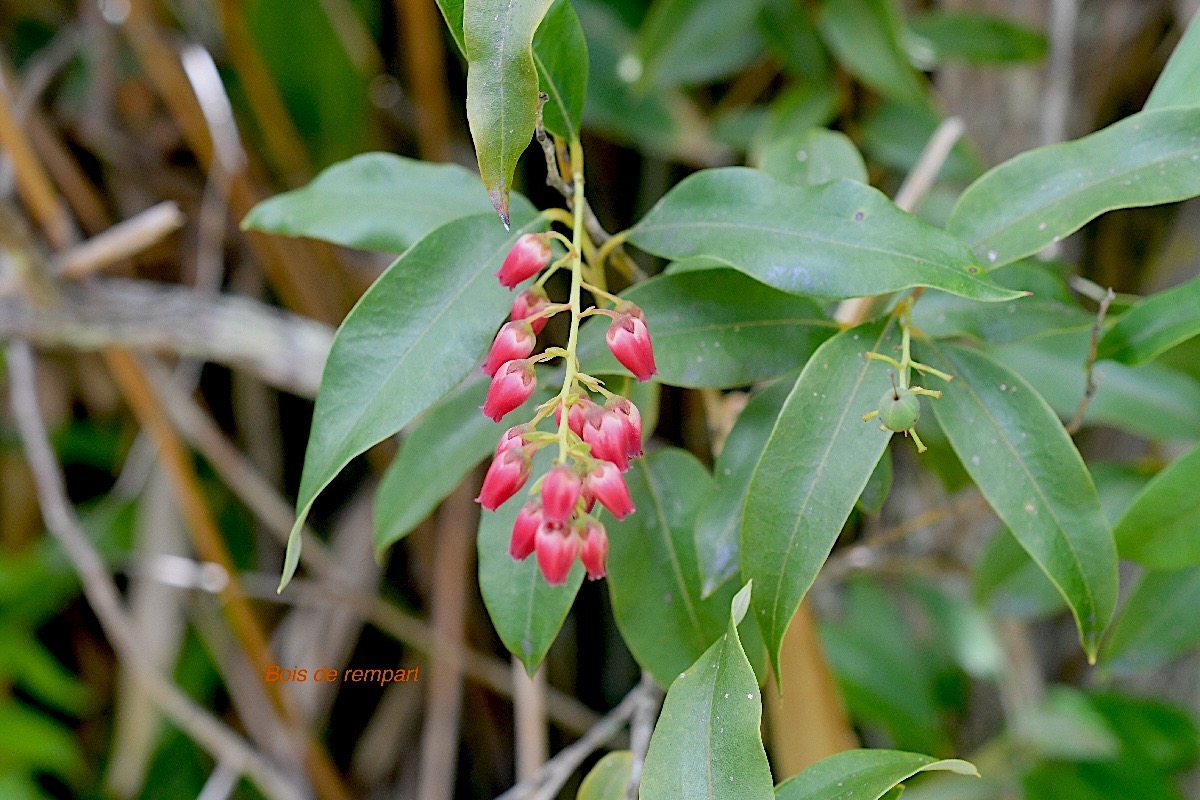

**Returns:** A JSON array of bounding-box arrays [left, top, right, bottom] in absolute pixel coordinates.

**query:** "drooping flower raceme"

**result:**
[[474, 227, 657, 585]]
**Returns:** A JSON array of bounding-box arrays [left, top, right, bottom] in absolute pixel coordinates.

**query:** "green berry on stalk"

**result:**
[[878, 387, 920, 432]]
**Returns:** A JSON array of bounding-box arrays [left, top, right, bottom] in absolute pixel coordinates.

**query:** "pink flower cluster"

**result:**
[[473, 233, 658, 585]]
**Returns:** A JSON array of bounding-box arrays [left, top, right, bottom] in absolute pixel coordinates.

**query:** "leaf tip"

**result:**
[[489, 189, 512, 230], [731, 580, 753, 624]]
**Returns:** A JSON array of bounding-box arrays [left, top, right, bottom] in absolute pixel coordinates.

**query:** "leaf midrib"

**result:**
[[637, 459, 706, 646]]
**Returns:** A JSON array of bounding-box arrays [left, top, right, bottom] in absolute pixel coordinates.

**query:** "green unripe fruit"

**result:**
[[878, 387, 920, 431]]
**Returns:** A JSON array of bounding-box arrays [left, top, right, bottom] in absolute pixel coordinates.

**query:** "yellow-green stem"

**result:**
[[554, 138, 588, 464]]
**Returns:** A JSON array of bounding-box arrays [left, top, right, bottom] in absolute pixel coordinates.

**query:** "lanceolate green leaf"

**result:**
[[947, 107, 1200, 269], [817, 0, 927, 105], [464, 0, 555, 224], [775, 749, 978, 800], [639, 583, 774, 800], [532, 0, 588, 140], [1097, 274, 1200, 365], [576, 751, 633, 800], [607, 449, 761, 685], [241, 153, 531, 252], [1144, 9, 1200, 110], [908, 12, 1048, 66], [1113, 444, 1200, 569], [478, 449, 583, 673], [695, 378, 791, 597], [742, 319, 902, 679], [576, 267, 836, 389], [1103, 567, 1200, 674], [637, 0, 768, 89], [281, 212, 542, 590], [374, 378, 549, 556], [919, 342, 1118, 660], [628, 168, 1021, 302]]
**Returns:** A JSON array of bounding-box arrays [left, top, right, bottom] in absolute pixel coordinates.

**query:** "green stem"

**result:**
[[554, 139, 588, 464]]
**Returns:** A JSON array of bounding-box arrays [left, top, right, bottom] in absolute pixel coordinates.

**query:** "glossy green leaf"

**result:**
[[911, 260, 1093, 345], [947, 107, 1200, 269], [577, 267, 836, 389], [1104, 567, 1200, 674], [695, 379, 791, 597], [533, 0, 588, 140], [919, 342, 1118, 660], [241, 153, 531, 252], [282, 213, 542, 590], [908, 12, 1047, 66], [1097, 274, 1200, 365], [435, 0, 466, 53], [775, 749, 977, 800], [478, 448, 583, 673], [1145, 9, 1200, 110], [576, 751, 633, 800], [857, 449, 893, 515], [639, 583, 774, 800], [757, 128, 869, 186], [374, 378, 549, 555], [820, 579, 952, 754], [990, 330, 1200, 440], [1113, 444, 1200, 568], [637, 0, 767, 88], [464, 0, 555, 223], [817, 0, 926, 104], [743, 319, 902, 679], [608, 449, 763, 686], [628, 168, 1022, 302]]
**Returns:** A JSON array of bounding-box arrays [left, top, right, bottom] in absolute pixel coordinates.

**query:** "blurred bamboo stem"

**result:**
[[396, 0, 453, 161], [5, 341, 302, 800], [513, 661, 549, 781], [55, 201, 185, 278], [417, 476, 478, 800]]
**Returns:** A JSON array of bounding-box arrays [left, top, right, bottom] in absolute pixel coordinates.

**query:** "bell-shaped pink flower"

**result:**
[[587, 460, 635, 520], [555, 396, 596, 438], [484, 321, 536, 377], [541, 465, 583, 524], [512, 287, 552, 334], [476, 448, 532, 510], [483, 360, 536, 422], [497, 233, 551, 289], [607, 397, 643, 458], [510, 501, 542, 560], [582, 408, 630, 471], [535, 524, 579, 585], [496, 424, 529, 455], [578, 519, 608, 580], [606, 308, 657, 381]]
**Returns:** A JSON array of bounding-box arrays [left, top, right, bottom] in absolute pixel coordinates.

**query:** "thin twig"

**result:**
[[1066, 287, 1115, 434], [624, 671, 664, 800], [496, 676, 656, 800], [5, 341, 303, 800], [54, 201, 185, 278], [513, 660, 549, 781]]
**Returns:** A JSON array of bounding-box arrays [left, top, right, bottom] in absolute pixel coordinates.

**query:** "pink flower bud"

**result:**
[[512, 287, 552, 334], [476, 448, 532, 510], [510, 501, 542, 560], [483, 360, 536, 422], [483, 321, 536, 377], [607, 397, 643, 458], [582, 408, 631, 472], [606, 309, 657, 381], [587, 460, 635, 520], [578, 519, 608, 580], [541, 465, 583, 524], [496, 424, 529, 455], [497, 234, 552, 289], [535, 524, 579, 585]]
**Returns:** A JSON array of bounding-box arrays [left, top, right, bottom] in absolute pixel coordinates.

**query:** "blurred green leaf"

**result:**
[[775, 749, 977, 800], [1113, 443, 1200, 568], [1098, 274, 1200, 365], [947, 108, 1200, 269], [920, 342, 1118, 660], [577, 267, 836, 389], [757, 128, 868, 186], [577, 751, 633, 799], [1103, 566, 1200, 674], [637, 0, 767, 88], [817, 0, 926, 104], [908, 12, 1047, 66], [1016, 687, 1120, 761], [534, 0, 589, 140], [757, 0, 830, 79], [639, 583, 774, 800], [856, 449, 893, 515], [1145, 8, 1200, 110], [861, 102, 983, 184], [283, 212, 543, 590], [0, 626, 90, 715], [743, 320, 901, 679], [0, 700, 85, 780], [628, 168, 1022, 301]]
